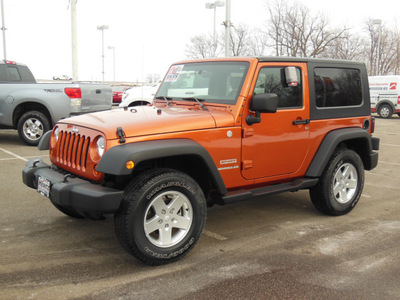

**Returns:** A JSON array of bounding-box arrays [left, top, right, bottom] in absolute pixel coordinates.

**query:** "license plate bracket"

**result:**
[[37, 176, 51, 198]]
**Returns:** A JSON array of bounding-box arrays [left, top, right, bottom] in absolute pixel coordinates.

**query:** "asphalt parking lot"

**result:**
[[1, 116, 399, 300]]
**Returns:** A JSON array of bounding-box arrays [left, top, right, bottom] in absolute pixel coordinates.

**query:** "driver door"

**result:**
[[241, 63, 310, 180]]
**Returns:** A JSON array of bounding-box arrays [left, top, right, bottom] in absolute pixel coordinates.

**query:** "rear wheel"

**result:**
[[17, 111, 51, 146], [114, 169, 207, 265], [310, 148, 364, 216], [377, 104, 393, 118]]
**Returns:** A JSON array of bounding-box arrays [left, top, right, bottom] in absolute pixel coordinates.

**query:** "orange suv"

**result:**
[[23, 57, 379, 265]]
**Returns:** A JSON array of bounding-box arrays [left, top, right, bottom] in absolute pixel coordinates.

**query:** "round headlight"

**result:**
[[54, 127, 60, 142], [96, 137, 105, 157]]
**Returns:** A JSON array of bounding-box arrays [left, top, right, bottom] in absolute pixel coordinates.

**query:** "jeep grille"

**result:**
[[56, 130, 90, 170], [50, 125, 104, 182]]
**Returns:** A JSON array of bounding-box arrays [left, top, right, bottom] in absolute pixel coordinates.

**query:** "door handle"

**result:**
[[292, 119, 310, 125]]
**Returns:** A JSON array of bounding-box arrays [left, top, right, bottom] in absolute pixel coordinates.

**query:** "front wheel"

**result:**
[[114, 169, 207, 265], [310, 148, 364, 216], [17, 111, 51, 146]]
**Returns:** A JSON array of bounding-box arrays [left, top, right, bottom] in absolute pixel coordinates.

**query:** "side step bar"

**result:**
[[211, 178, 319, 205]]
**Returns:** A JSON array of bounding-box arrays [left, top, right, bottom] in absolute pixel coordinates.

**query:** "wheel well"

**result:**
[[121, 155, 215, 200], [13, 102, 52, 128], [376, 101, 395, 111], [306, 128, 374, 177], [128, 100, 151, 107], [339, 139, 372, 169]]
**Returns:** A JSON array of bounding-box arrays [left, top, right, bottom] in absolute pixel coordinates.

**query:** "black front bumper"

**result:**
[[22, 158, 123, 214]]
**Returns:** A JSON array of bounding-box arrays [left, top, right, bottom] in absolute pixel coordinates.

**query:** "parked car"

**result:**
[[369, 75, 400, 118], [118, 84, 158, 107], [0, 60, 112, 145], [112, 85, 129, 104], [53, 75, 72, 80]]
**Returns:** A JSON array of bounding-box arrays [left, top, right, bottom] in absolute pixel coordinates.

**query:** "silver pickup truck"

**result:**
[[0, 60, 112, 145]]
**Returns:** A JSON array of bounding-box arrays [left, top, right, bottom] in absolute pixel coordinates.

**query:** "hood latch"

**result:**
[[116, 127, 126, 144]]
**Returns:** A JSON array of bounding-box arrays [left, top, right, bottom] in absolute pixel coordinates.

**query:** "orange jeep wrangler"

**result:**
[[23, 57, 379, 265]]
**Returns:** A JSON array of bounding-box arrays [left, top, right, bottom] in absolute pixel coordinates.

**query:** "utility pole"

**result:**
[[71, 0, 78, 80], [1, 0, 7, 60]]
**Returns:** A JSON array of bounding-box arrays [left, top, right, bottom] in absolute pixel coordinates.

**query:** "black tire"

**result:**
[[17, 111, 51, 146], [397, 113, 400, 117], [114, 168, 207, 265], [309, 148, 364, 216], [377, 104, 393, 118]]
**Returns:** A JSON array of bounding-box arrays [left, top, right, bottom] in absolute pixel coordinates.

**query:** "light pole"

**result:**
[[223, 0, 232, 57], [108, 46, 115, 82], [97, 25, 109, 81], [1, 0, 7, 60], [71, 0, 78, 80], [373, 19, 382, 76], [205, 1, 225, 56]]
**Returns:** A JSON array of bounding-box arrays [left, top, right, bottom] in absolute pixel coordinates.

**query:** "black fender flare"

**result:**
[[306, 128, 375, 177], [97, 139, 227, 195], [376, 100, 395, 112]]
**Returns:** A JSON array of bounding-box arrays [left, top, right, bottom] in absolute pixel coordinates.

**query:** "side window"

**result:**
[[0, 64, 7, 81], [314, 68, 362, 107], [254, 67, 302, 108], [7, 66, 22, 81]]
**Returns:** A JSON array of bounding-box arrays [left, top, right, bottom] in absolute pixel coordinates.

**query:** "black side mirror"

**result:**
[[247, 93, 279, 125], [250, 93, 279, 113]]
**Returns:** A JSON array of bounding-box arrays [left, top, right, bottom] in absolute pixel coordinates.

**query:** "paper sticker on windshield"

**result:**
[[165, 65, 184, 82]]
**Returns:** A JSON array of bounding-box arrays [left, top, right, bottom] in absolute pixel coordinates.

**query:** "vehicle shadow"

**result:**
[[0, 129, 24, 146]]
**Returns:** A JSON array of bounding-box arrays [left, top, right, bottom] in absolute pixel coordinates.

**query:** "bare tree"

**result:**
[[266, 0, 347, 58], [247, 29, 270, 56], [229, 24, 251, 56], [325, 33, 365, 61], [185, 34, 218, 59], [365, 19, 400, 75], [267, 0, 285, 56], [186, 24, 270, 58]]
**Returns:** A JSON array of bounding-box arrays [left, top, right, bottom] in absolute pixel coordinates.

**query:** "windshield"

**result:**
[[156, 61, 249, 105]]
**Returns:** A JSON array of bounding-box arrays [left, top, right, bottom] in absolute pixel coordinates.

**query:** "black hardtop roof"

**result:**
[[256, 56, 365, 66]]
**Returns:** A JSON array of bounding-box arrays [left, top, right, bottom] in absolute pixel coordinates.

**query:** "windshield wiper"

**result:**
[[155, 96, 172, 106], [182, 97, 208, 111]]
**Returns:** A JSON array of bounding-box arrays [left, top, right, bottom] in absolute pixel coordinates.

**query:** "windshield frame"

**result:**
[[156, 61, 250, 105]]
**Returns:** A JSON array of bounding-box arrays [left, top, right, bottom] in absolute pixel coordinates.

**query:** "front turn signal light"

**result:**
[[126, 161, 134, 169]]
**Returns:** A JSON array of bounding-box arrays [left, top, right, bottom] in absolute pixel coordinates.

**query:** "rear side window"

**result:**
[[7, 66, 21, 81], [314, 68, 362, 107], [0, 64, 36, 83], [17, 66, 36, 82]]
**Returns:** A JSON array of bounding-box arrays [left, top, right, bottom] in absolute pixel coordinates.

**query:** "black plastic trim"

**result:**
[[211, 178, 319, 205], [306, 128, 378, 177], [38, 130, 52, 150], [97, 139, 227, 195], [22, 158, 123, 214]]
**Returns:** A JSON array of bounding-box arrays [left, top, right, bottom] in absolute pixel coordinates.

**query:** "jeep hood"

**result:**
[[60, 105, 235, 138]]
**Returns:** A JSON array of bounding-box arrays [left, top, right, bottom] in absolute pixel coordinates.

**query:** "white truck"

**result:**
[[369, 75, 400, 118], [0, 60, 112, 145]]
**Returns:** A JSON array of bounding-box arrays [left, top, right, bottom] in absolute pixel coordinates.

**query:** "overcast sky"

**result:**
[[2, 0, 399, 82]]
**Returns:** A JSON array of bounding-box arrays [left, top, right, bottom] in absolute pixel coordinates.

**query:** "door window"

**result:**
[[254, 67, 303, 109]]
